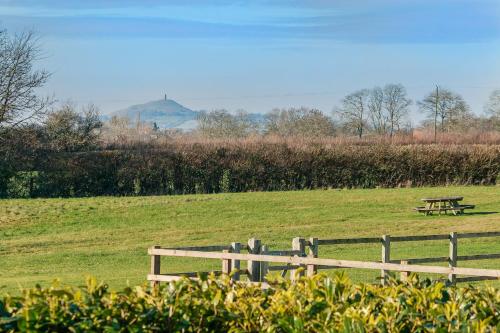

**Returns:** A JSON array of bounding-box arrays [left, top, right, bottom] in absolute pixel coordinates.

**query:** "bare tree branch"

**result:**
[[265, 107, 335, 137], [196, 109, 258, 138], [485, 89, 500, 118], [368, 87, 386, 134], [418, 87, 471, 132], [336, 89, 370, 138], [0, 30, 52, 130], [383, 84, 412, 137]]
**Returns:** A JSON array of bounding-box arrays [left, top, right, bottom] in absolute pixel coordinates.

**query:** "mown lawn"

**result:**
[[1, 186, 499, 293]]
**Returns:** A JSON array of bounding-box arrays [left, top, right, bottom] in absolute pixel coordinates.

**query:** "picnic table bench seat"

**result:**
[[415, 196, 475, 215], [414, 204, 475, 212]]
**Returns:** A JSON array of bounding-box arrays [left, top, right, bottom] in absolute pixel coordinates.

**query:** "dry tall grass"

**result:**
[[104, 130, 500, 149]]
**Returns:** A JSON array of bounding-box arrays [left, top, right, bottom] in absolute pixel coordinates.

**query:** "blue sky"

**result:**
[[1, 0, 499, 119]]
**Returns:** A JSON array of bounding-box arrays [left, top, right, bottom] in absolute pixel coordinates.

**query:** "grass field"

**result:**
[[1, 186, 499, 293]]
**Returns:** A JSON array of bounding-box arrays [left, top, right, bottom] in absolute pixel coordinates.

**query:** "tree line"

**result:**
[[196, 85, 500, 139], [1, 28, 500, 146]]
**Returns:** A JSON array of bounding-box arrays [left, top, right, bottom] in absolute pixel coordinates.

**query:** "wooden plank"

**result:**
[[390, 234, 449, 242], [167, 245, 250, 251], [247, 238, 261, 282], [307, 237, 319, 277], [457, 231, 500, 239], [260, 245, 269, 282], [148, 248, 500, 278], [414, 206, 474, 212], [222, 250, 231, 275], [449, 232, 458, 285], [400, 260, 409, 282], [231, 242, 241, 281], [150, 245, 161, 288], [291, 237, 306, 281], [318, 237, 380, 245], [319, 234, 451, 244], [156, 271, 224, 278], [421, 197, 463, 202], [425, 201, 433, 216], [449, 200, 461, 216], [457, 253, 500, 261], [320, 232, 499, 246], [170, 245, 231, 251], [381, 235, 390, 285]]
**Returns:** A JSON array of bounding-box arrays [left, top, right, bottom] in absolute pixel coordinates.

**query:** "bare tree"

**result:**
[[102, 115, 131, 144], [368, 87, 386, 134], [0, 30, 52, 129], [265, 108, 295, 136], [418, 88, 471, 132], [265, 107, 334, 137], [485, 90, 500, 118], [383, 84, 412, 137], [44, 103, 102, 151], [336, 89, 370, 138], [197, 109, 258, 138]]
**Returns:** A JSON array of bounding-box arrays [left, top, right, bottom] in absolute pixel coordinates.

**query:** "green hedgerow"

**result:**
[[2, 144, 500, 198]]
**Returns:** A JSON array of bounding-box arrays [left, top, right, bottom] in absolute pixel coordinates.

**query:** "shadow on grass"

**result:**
[[463, 211, 498, 216], [416, 211, 498, 217]]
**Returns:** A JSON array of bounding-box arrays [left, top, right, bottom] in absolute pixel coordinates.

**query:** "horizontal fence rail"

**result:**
[[147, 248, 500, 284], [316, 231, 500, 285], [167, 245, 250, 251], [316, 231, 500, 245], [148, 248, 500, 277], [317, 237, 380, 245], [148, 232, 500, 287]]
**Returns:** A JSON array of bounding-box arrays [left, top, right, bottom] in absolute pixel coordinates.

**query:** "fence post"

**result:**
[[448, 232, 458, 285], [260, 245, 269, 282], [231, 242, 241, 281], [291, 237, 306, 282], [400, 260, 409, 282], [307, 238, 319, 277], [222, 249, 231, 275], [381, 235, 391, 285], [150, 245, 161, 288], [247, 238, 261, 282]]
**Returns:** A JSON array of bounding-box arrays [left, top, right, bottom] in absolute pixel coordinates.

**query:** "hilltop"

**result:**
[[110, 98, 265, 130], [111, 99, 199, 129]]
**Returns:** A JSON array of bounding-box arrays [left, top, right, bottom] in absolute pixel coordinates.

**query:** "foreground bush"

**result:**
[[1, 274, 499, 332], [2, 143, 499, 198]]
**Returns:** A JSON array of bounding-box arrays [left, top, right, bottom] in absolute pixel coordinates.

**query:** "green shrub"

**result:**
[[1, 274, 499, 332], [6, 172, 40, 199], [220, 169, 231, 193]]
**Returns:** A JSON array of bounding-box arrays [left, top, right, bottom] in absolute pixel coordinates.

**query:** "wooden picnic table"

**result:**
[[415, 196, 475, 216]]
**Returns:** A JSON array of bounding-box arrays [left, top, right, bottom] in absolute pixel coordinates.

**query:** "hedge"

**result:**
[[2, 144, 499, 198], [1, 274, 499, 332]]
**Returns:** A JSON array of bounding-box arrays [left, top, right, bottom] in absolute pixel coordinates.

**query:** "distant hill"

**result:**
[[109, 98, 265, 129], [110, 99, 199, 129]]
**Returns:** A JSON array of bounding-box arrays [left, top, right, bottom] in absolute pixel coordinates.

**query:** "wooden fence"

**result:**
[[148, 231, 500, 287], [313, 231, 500, 285]]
